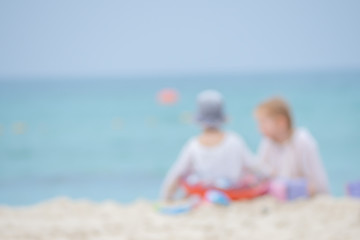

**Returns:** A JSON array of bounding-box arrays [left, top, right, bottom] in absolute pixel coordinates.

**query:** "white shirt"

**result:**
[[161, 132, 256, 199], [257, 128, 329, 194]]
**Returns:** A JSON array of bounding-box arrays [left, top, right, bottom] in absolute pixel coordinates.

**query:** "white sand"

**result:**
[[0, 196, 359, 240]]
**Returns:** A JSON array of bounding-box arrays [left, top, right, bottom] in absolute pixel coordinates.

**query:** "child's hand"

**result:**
[[307, 184, 316, 197]]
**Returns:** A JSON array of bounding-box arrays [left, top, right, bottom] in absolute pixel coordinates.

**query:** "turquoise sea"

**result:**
[[0, 72, 359, 205]]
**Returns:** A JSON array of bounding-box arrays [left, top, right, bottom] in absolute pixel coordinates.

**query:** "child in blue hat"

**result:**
[[161, 90, 261, 201]]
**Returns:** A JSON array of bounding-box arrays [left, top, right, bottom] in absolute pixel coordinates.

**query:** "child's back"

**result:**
[[161, 90, 254, 201]]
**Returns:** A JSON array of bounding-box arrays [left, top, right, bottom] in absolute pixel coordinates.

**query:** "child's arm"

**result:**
[[243, 139, 273, 178], [160, 141, 193, 201], [238, 137, 271, 178], [300, 135, 329, 196]]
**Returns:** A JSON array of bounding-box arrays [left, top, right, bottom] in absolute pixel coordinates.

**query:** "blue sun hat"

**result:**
[[195, 90, 226, 128]]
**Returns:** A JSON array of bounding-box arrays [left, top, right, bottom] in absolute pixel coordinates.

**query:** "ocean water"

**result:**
[[0, 72, 359, 205]]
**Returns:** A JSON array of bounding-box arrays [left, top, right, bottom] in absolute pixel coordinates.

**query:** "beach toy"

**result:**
[[346, 180, 360, 198], [181, 179, 269, 201], [287, 179, 308, 200], [204, 190, 231, 206], [269, 178, 308, 201], [269, 179, 287, 202], [214, 178, 233, 190], [156, 196, 201, 215], [157, 88, 178, 105], [157, 203, 193, 215]]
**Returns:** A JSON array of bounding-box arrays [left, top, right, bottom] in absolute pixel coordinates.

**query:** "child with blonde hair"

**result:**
[[254, 97, 329, 196], [161, 90, 259, 201]]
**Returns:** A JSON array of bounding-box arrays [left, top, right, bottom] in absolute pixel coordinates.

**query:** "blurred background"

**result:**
[[0, 1, 359, 205]]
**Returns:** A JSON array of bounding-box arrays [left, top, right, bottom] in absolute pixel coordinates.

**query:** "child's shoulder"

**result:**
[[225, 131, 247, 145], [184, 136, 199, 147], [188, 131, 246, 147], [226, 131, 244, 139], [294, 127, 318, 147]]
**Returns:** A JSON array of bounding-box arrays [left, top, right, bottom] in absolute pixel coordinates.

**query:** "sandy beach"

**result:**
[[0, 196, 359, 240]]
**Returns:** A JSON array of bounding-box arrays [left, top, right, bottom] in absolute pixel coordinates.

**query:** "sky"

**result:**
[[0, 0, 360, 78]]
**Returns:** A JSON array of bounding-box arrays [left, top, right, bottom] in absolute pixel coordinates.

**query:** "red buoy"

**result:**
[[157, 88, 179, 105]]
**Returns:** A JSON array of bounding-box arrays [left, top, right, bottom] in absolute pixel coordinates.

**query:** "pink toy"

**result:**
[[269, 179, 287, 202], [269, 178, 308, 201]]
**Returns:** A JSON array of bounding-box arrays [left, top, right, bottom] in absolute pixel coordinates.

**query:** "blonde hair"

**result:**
[[255, 97, 293, 129]]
